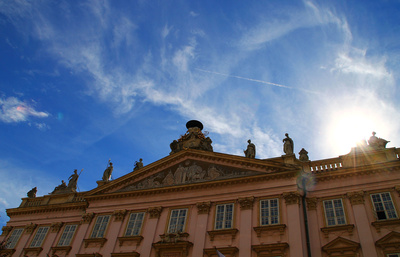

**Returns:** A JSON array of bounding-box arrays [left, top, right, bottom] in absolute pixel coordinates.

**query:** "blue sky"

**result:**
[[1, 0, 400, 226]]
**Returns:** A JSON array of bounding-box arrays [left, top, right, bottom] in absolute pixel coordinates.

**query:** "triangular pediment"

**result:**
[[85, 149, 297, 197], [322, 237, 360, 254], [376, 231, 400, 249]]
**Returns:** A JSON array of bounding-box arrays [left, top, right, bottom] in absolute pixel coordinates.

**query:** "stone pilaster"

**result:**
[[81, 213, 94, 224], [283, 192, 301, 205], [113, 210, 127, 222], [147, 207, 163, 219], [25, 223, 37, 234], [306, 198, 317, 211], [347, 191, 365, 205], [1, 226, 13, 236], [238, 196, 255, 210], [196, 202, 211, 214], [51, 222, 63, 233]]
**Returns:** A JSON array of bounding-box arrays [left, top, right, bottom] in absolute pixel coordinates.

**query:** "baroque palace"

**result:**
[[1, 121, 400, 257]]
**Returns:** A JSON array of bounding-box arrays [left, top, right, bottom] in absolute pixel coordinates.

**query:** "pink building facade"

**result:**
[[1, 122, 400, 257]]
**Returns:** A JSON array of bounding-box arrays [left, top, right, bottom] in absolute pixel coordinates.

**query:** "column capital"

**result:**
[[196, 202, 211, 214], [147, 207, 163, 219], [81, 213, 94, 224], [113, 210, 127, 222], [347, 191, 365, 205], [306, 198, 317, 210], [238, 196, 255, 210], [283, 192, 301, 205]]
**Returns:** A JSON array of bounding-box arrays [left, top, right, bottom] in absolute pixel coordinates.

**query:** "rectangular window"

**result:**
[[30, 226, 49, 247], [371, 192, 398, 220], [388, 254, 400, 257], [323, 199, 346, 226], [90, 215, 111, 238], [57, 224, 78, 246], [5, 228, 23, 249], [260, 198, 279, 226], [215, 203, 234, 230], [125, 212, 145, 236], [167, 209, 188, 233]]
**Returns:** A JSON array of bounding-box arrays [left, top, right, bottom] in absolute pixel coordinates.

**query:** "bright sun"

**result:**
[[327, 109, 375, 155]]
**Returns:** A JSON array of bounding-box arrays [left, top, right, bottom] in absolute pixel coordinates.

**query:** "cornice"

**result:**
[[88, 149, 296, 196], [6, 201, 87, 216], [85, 170, 296, 201]]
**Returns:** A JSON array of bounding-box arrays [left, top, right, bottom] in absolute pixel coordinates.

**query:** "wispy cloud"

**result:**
[[0, 97, 49, 123]]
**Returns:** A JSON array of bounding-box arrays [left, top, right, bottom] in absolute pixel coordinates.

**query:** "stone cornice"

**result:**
[[6, 201, 87, 217], [87, 149, 296, 196]]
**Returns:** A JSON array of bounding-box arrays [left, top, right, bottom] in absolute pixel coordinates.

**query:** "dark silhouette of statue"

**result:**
[[102, 162, 113, 182], [134, 158, 143, 171], [244, 139, 256, 158], [27, 187, 37, 198], [67, 169, 79, 192], [368, 132, 389, 150], [283, 133, 294, 155]]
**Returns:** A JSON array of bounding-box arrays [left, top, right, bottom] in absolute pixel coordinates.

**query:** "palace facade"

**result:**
[[1, 121, 400, 257]]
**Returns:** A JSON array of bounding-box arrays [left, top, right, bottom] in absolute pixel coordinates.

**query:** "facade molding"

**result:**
[[207, 228, 238, 241], [196, 201, 211, 214], [282, 192, 301, 205], [253, 224, 286, 237], [147, 207, 163, 219], [238, 196, 254, 210], [347, 191, 365, 205]]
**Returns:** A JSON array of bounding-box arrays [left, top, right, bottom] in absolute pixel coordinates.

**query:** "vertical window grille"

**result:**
[[57, 224, 78, 246], [260, 199, 279, 225], [215, 203, 234, 230], [323, 199, 346, 226], [167, 209, 188, 233], [5, 228, 23, 249], [30, 227, 49, 247], [371, 192, 398, 220], [125, 212, 145, 236], [90, 215, 110, 238]]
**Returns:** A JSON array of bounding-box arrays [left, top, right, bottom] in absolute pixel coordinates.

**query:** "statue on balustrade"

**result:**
[[283, 133, 294, 155], [133, 158, 143, 171], [67, 169, 80, 192], [368, 132, 389, 150], [102, 162, 113, 182], [244, 139, 256, 158], [299, 148, 309, 162], [27, 187, 37, 198]]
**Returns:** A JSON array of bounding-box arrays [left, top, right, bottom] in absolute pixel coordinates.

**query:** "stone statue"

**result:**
[[67, 169, 79, 192], [283, 133, 294, 155], [27, 187, 37, 198], [133, 158, 143, 171], [244, 139, 256, 158], [299, 148, 309, 162], [368, 132, 390, 150], [102, 162, 113, 182], [51, 180, 67, 194]]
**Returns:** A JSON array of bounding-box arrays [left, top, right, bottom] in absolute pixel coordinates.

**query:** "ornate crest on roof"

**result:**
[[170, 120, 213, 154]]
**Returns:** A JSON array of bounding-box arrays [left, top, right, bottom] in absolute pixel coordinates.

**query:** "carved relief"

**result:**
[[118, 162, 263, 192], [113, 210, 127, 222], [306, 198, 317, 210], [347, 191, 365, 205], [148, 207, 162, 219], [283, 192, 301, 205], [81, 213, 95, 224], [1, 226, 13, 236], [51, 222, 64, 233], [196, 202, 211, 214], [25, 223, 37, 234], [238, 196, 254, 210]]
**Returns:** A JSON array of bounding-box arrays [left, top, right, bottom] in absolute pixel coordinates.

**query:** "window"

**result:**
[[323, 199, 346, 226], [371, 192, 398, 220], [215, 203, 234, 230], [30, 226, 49, 247], [90, 215, 110, 238], [5, 228, 23, 249], [260, 198, 279, 225], [167, 208, 188, 233], [388, 254, 400, 257], [125, 212, 145, 236], [57, 224, 78, 246]]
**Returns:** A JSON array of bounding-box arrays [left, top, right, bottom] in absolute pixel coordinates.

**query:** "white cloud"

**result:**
[[0, 97, 49, 123]]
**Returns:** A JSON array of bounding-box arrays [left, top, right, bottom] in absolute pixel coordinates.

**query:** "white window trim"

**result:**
[[57, 224, 78, 246], [30, 226, 49, 247], [167, 208, 188, 234], [214, 203, 234, 230], [323, 198, 347, 226], [90, 215, 111, 238], [6, 228, 24, 249], [125, 212, 145, 236], [260, 198, 280, 226], [370, 192, 398, 220]]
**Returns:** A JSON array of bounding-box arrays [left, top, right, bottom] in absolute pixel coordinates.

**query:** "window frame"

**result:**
[[259, 198, 280, 226], [30, 226, 50, 248], [5, 228, 24, 249], [214, 202, 235, 230], [57, 224, 78, 246], [90, 215, 111, 238], [322, 198, 347, 227], [124, 211, 146, 236], [387, 254, 400, 257], [370, 192, 398, 221], [166, 208, 189, 234]]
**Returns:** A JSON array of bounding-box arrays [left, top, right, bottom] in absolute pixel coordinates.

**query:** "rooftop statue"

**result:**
[[51, 180, 67, 194], [299, 148, 309, 162], [50, 168, 82, 194], [170, 120, 213, 154], [283, 133, 294, 155], [102, 162, 113, 182], [244, 139, 256, 158], [27, 187, 37, 198], [368, 132, 390, 150], [133, 158, 143, 171], [67, 169, 80, 192]]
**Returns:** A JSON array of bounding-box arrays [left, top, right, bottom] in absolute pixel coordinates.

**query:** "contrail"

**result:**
[[195, 68, 320, 94]]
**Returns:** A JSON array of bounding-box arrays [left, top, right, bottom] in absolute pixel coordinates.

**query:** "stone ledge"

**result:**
[[207, 228, 238, 241], [372, 219, 400, 233], [253, 224, 286, 237], [83, 238, 107, 248], [321, 224, 354, 238], [117, 235, 144, 246]]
